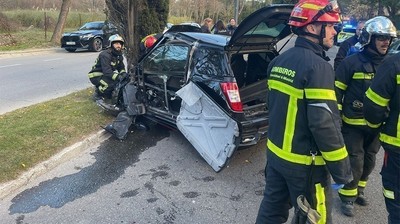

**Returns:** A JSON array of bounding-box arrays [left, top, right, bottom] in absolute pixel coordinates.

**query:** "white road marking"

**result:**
[[0, 64, 22, 68]]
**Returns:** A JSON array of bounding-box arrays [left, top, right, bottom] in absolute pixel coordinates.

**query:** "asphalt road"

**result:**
[[0, 43, 390, 223], [0, 123, 388, 224], [0, 48, 98, 114]]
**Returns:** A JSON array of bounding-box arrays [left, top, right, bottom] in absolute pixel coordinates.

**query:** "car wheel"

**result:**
[[65, 48, 76, 52], [91, 38, 103, 52]]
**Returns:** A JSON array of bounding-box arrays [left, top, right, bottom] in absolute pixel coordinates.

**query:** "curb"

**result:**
[[0, 130, 111, 200], [0, 48, 58, 58]]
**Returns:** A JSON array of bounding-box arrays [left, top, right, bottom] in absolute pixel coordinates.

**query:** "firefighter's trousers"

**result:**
[[338, 124, 380, 202], [89, 75, 117, 99], [256, 151, 333, 224]]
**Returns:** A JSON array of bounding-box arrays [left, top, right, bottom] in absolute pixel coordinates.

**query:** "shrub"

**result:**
[[0, 12, 20, 32]]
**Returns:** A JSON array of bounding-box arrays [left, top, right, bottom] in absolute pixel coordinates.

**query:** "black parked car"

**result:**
[[118, 5, 293, 172], [61, 21, 118, 52]]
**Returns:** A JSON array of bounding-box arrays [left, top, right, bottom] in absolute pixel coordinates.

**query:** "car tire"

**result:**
[[65, 48, 77, 52], [91, 38, 103, 52]]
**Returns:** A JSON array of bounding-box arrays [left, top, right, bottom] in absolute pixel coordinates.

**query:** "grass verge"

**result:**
[[0, 88, 114, 184], [0, 28, 58, 51]]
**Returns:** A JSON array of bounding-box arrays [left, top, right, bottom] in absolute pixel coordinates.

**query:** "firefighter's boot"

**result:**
[[355, 192, 369, 206], [92, 88, 102, 101], [341, 201, 354, 217]]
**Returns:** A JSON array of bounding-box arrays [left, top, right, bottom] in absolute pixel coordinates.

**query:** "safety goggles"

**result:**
[[311, 0, 340, 22], [375, 35, 392, 41]]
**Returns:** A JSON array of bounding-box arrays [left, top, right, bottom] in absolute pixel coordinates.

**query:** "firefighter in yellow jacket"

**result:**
[[334, 16, 397, 217], [255, 0, 352, 223], [364, 52, 400, 224], [88, 34, 127, 101]]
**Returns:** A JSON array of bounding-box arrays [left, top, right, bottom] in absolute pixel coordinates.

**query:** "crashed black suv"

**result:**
[[61, 21, 118, 52], [121, 5, 293, 172]]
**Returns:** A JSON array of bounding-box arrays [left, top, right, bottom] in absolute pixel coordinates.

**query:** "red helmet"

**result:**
[[144, 35, 157, 49], [288, 0, 341, 27]]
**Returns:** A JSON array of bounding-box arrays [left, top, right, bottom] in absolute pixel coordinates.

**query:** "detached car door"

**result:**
[[176, 82, 240, 172]]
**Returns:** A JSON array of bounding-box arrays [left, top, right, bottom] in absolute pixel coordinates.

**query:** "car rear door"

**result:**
[[226, 4, 293, 52], [176, 82, 240, 172]]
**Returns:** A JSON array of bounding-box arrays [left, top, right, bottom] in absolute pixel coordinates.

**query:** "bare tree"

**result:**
[[50, 0, 71, 44], [169, 0, 270, 24]]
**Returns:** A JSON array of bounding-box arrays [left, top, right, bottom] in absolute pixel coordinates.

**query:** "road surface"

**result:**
[[0, 48, 97, 114]]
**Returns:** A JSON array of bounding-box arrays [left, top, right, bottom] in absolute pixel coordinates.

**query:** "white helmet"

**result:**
[[108, 34, 124, 48], [359, 16, 397, 47]]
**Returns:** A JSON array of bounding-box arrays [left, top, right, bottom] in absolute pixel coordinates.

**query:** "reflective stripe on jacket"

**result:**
[[266, 37, 352, 184], [364, 53, 400, 153], [335, 50, 383, 126], [88, 48, 125, 79]]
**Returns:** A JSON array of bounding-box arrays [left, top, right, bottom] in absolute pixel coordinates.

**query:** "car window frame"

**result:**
[[142, 42, 191, 75]]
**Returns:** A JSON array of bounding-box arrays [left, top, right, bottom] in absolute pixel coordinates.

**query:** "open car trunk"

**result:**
[[226, 4, 293, 128]]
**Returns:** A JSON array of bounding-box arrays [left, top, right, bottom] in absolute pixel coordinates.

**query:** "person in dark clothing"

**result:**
[[200, 18, 213, 33], [139, 33, 162, 58], [88, 34, 127, 102], [255, 0, 353, 223], [227, 18, 237, 35], [334, 16, 397, 217], [334, 21, 365, 70], [213, 20, 229, 35], [364, 52, 400, 224]]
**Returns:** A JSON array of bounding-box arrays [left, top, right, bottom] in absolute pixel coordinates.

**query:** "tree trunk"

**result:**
[[126, 0, 141, 73], [50, 0, 71, 44], [105, 0, 169, 74]]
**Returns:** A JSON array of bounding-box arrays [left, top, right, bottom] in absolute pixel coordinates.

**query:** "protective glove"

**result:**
[[118, 72, 128, 81]]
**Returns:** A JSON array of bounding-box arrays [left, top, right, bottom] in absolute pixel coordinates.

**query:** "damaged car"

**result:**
[[105, 4, 294, 172]]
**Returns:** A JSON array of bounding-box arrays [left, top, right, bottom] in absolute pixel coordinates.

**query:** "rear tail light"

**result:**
[[220, 82, 243, 112]]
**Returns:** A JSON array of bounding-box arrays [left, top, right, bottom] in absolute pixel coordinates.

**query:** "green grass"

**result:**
[[0, 28, 58, 51], [0, 88, 114, 183], [0, 10, 106, 51]]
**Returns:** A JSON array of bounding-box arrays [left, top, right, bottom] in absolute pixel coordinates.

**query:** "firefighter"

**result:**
[[334, 16, 397, 217], [139, 33, 162, 57], [255, 0, 353, 223], [88, 34, 127, 102], [333, 21, 365, 70], [364, 52, 400, 224]]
